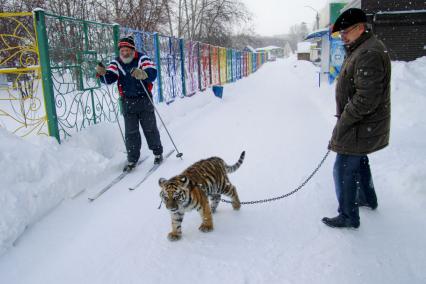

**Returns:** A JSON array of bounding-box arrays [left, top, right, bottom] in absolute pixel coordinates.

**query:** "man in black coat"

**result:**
[[96, 36, 163, 172], [323, 9, 391, 228]]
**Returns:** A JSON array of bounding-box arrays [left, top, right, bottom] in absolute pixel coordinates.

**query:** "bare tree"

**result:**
[[168, 0, 250, 45], [287, 22, 309, 51], [1, 0, 251, 46]]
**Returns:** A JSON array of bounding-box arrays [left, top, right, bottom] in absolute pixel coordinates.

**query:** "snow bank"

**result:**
[[380, 56, 426, 208], [0, 82, 223, 256], [0, 126, 119, 255]]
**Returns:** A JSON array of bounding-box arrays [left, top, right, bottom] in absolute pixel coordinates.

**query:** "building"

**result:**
[[304, 1, 349, 80], [319, 1, 350, 28], [243, 46, 256, 53], [255, 46, 285, 60], [297, 42, 312, 61], [342, 0, 426, 61]]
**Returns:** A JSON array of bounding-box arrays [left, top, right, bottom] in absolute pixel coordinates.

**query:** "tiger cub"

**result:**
[[159, 151, 245, 241]]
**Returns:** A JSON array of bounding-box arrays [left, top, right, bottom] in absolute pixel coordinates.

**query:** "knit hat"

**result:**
[[118, 35, 135, 50], [332, 8, 367, 33]]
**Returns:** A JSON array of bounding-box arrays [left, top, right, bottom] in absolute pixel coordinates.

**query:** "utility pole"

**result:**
[[305, 5, 320, 30]]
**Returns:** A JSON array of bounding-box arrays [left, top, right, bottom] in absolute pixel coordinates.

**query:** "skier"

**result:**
[[323, 8, 391, 228], [96, 35, 163, 172]]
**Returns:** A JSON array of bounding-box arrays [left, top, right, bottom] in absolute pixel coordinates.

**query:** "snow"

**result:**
[[256, 46, 283, 52], [297, 42, 312, 53], [376, 10, 426, 15], [1, 55, 426, 283]]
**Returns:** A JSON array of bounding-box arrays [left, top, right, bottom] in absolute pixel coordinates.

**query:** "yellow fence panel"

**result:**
[[0, 12, 47, 137]]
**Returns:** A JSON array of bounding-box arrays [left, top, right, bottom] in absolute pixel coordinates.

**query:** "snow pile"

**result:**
[[0, 125, 124, 256], [0, 56, 425, 283], [379, 56, 426, 208]]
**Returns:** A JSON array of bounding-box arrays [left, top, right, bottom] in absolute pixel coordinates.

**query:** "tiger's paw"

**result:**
[[199, 224, 213, 232], [167, 232, 182, 241]]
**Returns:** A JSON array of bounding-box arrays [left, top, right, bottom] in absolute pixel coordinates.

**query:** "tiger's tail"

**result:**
[[225, 151, 246, 174]]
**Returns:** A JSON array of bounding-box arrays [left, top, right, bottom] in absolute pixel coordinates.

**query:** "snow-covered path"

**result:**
[[1, 57, 425, 284]]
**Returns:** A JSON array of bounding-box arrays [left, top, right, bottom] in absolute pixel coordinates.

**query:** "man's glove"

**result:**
[[131, 68, 148, 80], [96, 62, 106, 76]]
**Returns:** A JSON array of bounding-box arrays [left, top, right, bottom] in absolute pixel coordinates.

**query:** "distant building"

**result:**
[[256, 46, 285, 59], [342, 0, 426, 61], [297, 42, 312, 61], [319, 1, 350, 29], [243, 46, 256, 53]]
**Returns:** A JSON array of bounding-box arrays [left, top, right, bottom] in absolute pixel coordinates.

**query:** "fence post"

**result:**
[[153, 32, 163, 102], [112, 23, 120, 57], [217, 46, 221, 85], [82, 22, 97, 125], [197, 42, 202, 91], [179, 38, 187, 97], [208, 45, 212, 86], [33, 9, 60, 143]]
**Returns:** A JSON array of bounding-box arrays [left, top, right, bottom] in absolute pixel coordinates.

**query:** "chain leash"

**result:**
[[221, 150, 331, 205]]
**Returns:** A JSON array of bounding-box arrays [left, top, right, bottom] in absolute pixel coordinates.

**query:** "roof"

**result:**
[[297, 42, 312, 53], [304, 28, 330, 40], [244, 45, 256, 53], [256, 46, 283, 52]]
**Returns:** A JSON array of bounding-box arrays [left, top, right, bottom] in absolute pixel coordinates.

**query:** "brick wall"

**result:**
[[362, 0, 426, 61], [363, 0, 426, 13]]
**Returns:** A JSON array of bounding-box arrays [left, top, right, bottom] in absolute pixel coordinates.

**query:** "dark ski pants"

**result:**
[[333, 154, 378, 223], [124, 110, 163, 163]]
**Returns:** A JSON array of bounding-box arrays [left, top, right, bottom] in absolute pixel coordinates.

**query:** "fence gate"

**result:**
[[34, 10, 119, 142], [0, 12, 47, 137]]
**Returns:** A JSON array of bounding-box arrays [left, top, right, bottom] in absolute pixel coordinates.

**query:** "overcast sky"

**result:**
[[240, 0, 330, 36]]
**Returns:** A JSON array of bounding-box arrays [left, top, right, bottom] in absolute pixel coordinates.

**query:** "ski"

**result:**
[[129, 149, 175, 191], [88, 156, 149, 202]]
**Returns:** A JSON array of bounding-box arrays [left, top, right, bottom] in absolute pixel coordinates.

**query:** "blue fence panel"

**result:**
[[158, 35, 183, 103], [232, 49, 237, 82]]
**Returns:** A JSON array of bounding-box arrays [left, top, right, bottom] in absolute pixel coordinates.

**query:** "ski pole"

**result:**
[[135, 74, 183, 159], [102, 74, 126, 146]]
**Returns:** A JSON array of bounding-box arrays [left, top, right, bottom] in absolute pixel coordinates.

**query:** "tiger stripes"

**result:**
[[159, 151, 245, 241]]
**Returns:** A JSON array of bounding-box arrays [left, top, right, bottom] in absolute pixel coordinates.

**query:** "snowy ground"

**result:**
[[0, 56, 425, 283]]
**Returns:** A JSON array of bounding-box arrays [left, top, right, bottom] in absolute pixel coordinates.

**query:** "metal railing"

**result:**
[[0, 10, 267, 142]]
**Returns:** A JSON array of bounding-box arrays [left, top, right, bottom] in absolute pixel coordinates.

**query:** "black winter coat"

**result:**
[[329, 31, 391, 155]]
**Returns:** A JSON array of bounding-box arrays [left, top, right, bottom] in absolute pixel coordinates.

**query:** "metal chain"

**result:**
[[221, 150, 331, 205]]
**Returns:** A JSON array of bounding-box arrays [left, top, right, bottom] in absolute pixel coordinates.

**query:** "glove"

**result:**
[[96, 62, 106, 76], [131, 68, 148, 80]]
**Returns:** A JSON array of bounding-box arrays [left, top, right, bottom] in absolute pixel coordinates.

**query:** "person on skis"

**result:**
[[96, 35, 163, 172]]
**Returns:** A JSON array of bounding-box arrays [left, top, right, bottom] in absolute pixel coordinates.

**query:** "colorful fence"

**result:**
[[0, 10, 266, 142], [210, 46, 220, 86]]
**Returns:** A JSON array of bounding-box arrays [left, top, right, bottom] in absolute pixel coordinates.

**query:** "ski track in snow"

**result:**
[[0, 56, 425, 284]]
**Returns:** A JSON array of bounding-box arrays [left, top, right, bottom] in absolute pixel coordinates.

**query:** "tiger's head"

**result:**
[[159, 176, 190, 211]]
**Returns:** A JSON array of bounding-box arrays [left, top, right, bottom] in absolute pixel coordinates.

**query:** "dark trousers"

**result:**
[[124, 110, 163, 163], [333, 154, 378, 223]]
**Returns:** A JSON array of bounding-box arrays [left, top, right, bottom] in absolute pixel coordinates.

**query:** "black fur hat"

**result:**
[[332, 8, 367, 33]]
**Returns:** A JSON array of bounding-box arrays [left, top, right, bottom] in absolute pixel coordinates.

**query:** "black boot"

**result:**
[[154, 154, 163, 165], [123, 161, 137, 172], [322, 215, 360, 229], [358, 200, 378, 210]]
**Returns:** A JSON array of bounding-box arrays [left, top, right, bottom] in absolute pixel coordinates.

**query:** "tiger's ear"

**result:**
[[159, 178, 167, 187], [180, 176, 189, 187]]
